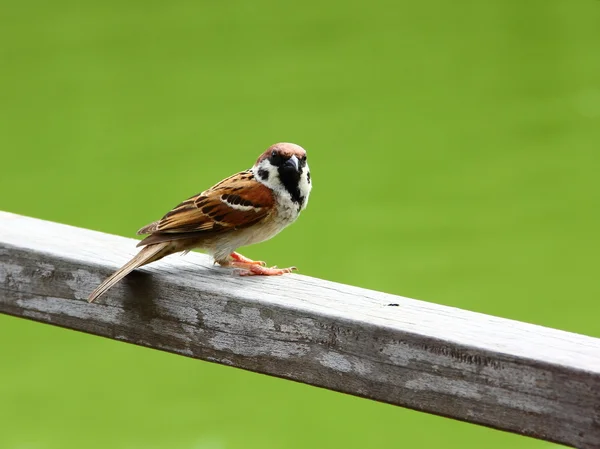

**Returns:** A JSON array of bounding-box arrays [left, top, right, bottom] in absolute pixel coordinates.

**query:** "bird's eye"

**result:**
[[269, 151, 283, 166], [301, 155, 307, 161]]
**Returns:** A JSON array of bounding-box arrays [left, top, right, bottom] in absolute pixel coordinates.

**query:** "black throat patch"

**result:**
[[278, 166, 304, 206]]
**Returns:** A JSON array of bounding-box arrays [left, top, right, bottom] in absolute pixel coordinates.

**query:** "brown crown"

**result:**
[[256, 142, 307, 164]]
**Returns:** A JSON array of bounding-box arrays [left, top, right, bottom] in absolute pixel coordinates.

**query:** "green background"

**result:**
[[1, 0, 599, 448]]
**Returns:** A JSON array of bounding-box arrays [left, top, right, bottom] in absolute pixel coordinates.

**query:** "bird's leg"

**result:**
[[229, 252, 266, 267]]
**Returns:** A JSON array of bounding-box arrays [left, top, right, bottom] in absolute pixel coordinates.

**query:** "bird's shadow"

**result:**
[[119, 270, 161, 322], [112, 262, 277, 321]]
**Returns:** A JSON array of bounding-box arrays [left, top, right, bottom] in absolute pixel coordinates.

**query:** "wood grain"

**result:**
[[1, 211, 599, 448]]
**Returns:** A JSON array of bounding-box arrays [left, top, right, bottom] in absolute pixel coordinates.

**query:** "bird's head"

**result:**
[[253, 143, 312, 209]]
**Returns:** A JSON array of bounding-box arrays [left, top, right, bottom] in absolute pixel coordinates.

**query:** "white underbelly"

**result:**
[[204, 192, 301, 261]]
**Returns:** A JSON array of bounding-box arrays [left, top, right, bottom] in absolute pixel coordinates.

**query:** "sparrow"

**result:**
[[88, 142, 312, 303]]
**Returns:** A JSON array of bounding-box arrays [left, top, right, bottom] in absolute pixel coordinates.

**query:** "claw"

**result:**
[[237, 265, 297, 276]]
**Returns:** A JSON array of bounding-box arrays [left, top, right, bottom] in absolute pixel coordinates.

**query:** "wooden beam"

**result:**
[[0, 211, 599, 448]]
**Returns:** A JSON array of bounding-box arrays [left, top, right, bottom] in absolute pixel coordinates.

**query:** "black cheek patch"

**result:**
[[258, 168, 269, 181], [307, 171, 311, 184]]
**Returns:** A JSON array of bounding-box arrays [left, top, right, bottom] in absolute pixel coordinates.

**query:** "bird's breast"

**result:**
[[238, 194, 299, 244], [206, 189, 304, 261]]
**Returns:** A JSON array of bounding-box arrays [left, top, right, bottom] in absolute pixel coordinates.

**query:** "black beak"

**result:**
[[283, 155, 299, 172]]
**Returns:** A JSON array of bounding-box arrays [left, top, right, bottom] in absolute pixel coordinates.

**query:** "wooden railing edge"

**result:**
[[1, 211, 599, 449]]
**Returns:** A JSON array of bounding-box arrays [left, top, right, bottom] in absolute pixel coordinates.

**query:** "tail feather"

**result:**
[[88, 243, 170, 303], [137, 221, 160, 235]]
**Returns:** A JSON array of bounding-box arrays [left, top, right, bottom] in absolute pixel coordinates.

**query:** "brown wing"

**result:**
[[136, 171, 274, 245]]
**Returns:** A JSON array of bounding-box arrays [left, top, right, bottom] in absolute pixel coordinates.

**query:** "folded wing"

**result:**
[[136, 171, 274, 247]]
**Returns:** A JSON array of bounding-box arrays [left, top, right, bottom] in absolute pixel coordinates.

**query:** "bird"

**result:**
[[88, 142, 312, 303]]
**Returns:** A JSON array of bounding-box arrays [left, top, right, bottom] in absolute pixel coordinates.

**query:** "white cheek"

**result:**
[[302, 164, 312, 191], [298, 164, 312, 209], [253, 162, 282, 191], [268, 166, 281, 186]]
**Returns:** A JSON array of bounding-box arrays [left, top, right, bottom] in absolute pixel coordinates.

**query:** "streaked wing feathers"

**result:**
[[137, 171, 274, 237]]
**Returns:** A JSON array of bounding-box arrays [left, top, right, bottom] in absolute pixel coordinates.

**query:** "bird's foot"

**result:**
[[229, 252, 266, 267], [231, 262, 297, 276]]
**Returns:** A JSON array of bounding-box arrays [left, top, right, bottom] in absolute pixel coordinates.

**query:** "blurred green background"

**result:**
[[1, 0, 599, 448]]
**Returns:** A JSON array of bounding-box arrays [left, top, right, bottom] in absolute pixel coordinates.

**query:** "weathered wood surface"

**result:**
[[0, 211, 599, 448]]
